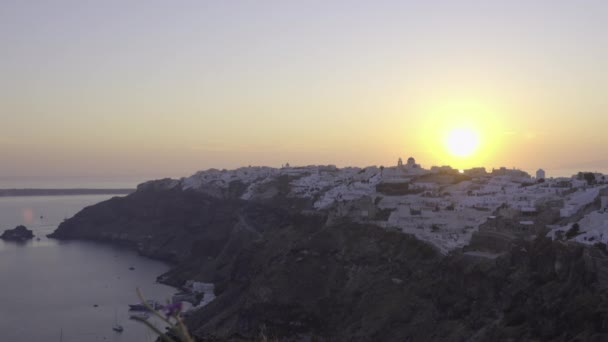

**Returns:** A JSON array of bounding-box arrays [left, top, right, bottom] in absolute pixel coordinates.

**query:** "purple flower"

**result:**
[[163, 302, 182, 318]]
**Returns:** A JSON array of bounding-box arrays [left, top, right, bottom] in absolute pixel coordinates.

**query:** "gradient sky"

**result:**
[[1, 0, 607, 184]]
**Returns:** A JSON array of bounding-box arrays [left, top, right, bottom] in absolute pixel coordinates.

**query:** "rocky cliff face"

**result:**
[[49, 180, 269, 263], [49, 179, 608, 341]]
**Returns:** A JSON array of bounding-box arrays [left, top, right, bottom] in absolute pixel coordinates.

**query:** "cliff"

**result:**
[[49, 177, 608, 341]]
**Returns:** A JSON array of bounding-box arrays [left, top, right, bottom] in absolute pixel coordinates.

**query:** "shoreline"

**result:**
[[46, 234, 182, 284]]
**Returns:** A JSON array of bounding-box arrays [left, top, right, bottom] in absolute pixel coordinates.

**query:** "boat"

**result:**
[[128, 300, 163, 311], [112, 308, 124, 333], [129, 311, 151, 320]]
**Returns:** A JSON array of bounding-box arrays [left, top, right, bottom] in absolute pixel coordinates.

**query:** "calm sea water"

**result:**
[[0, 195, 176, 342]]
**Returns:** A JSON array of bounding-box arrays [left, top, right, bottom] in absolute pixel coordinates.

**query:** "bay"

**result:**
[[0, 195, 175, 342]]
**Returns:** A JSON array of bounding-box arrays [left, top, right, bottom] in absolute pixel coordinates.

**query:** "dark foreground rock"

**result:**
[[1, 225, 34, 241], [49, 179, 608, 341]]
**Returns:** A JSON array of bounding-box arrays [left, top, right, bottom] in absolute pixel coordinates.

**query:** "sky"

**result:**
[[1, 0, 607, 186]]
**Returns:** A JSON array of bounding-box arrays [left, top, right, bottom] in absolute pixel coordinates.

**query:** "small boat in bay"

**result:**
[[113, 308, 124, 332], [128, 300, 163, 311], [129, 311, 151, 320]]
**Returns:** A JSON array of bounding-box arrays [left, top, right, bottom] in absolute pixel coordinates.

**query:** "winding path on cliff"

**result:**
[[236, 211, 262, 238]]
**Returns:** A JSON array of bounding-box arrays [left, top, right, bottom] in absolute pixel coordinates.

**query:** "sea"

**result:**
[[0, 194, 176, 342]]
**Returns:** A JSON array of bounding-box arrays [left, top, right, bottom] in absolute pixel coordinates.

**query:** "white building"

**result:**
[[406, 157, 420, 169], [536, 168, 546, 180]]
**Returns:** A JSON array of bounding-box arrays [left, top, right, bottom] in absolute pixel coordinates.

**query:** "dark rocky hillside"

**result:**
[[49, 179, 608, 341]]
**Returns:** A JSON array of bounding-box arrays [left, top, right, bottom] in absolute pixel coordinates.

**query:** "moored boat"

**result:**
[[129, 311, 151, 320], [128, 300, 163, 311]]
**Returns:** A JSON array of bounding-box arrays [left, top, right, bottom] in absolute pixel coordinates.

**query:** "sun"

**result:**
[[445, 127, 480, 158]]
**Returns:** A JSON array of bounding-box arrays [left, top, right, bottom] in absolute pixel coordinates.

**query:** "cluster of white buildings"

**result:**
[[180, 157, 608, 254]]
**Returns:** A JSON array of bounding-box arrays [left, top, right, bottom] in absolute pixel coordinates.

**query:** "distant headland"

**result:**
[[0, 188, 135, 197]]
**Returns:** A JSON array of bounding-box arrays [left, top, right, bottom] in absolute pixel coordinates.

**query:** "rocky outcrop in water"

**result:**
[[1, 225, 34, 241], [49, 179, 608, 341]]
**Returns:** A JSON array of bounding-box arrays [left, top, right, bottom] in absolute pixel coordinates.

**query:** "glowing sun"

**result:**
[[445, 128, 480, 157]]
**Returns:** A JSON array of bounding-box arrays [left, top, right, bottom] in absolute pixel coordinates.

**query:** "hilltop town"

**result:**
[[51, 158, 608, 341], [174, 157, 608, 255]]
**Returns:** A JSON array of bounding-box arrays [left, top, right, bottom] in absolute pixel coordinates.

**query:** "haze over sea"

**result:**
[[0, 176, 145, 189], [0, 193, 174, 342]]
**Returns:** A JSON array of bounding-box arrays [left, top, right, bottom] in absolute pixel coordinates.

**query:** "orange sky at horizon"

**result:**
[[1, 1, 607, 182]]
